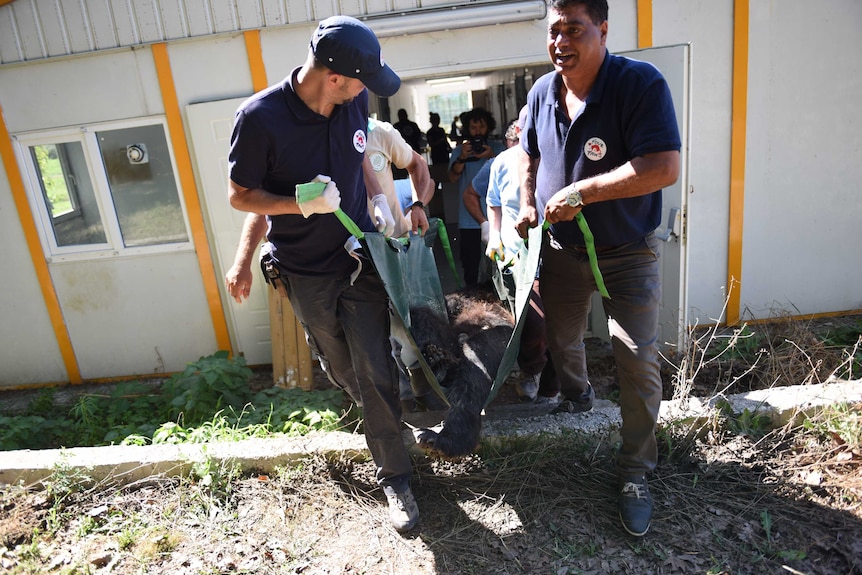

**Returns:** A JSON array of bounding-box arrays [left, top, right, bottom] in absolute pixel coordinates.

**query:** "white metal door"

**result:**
[[590, 44, 691, 350], [187, 97, 273, 365]]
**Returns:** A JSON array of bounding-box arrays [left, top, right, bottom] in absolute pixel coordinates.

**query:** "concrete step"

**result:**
[[1, 380, 859, 488]]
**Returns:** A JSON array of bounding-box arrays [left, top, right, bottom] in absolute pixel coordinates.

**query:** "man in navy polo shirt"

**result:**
[[516, 0, 680, 537], [227, 15, 418, 533]]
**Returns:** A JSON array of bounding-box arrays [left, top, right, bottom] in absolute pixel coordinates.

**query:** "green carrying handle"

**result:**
[[435, 219, 463, 289], [296, 181, 465, 292], [543, 213, 610, 299], [295, 181, 365, 240]]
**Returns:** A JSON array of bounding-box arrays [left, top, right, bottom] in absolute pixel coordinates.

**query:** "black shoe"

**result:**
[[618, 476, 653, 537], [550, 383, 594, 414]]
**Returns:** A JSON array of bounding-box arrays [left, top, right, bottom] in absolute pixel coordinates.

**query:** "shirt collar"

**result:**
[[550, 50, 612, 107]]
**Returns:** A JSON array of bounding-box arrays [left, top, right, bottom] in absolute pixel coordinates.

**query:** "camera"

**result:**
[[469, 135, 488, 155]]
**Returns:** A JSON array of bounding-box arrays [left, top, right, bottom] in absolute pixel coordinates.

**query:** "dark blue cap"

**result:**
[[310, 16, 401, 98]]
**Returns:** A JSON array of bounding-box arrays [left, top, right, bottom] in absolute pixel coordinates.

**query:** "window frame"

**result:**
[[14, 116, 194, 262]]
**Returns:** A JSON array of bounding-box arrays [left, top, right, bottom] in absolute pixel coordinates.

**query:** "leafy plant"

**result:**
[[716, 399, 772, 438], [0, 351, 346, 452], [802, 402, 862, 446], [41, 456, 94, 534], [760, 510, 807, 562], [0, 414, 59, 451], [162, 350, 255, 424], [712, 324, 764, 362]]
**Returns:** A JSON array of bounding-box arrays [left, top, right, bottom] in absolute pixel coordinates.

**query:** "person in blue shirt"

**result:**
[[474, 108, 561, 405], [516, 0, 680, 537], [227, 15, 418, 533], [447, 107, 504, 286]]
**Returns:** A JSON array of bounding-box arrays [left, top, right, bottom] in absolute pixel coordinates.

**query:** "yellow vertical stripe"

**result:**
[[151, 43, 233, 353], [636, 0, 653, 49], [0, 105, 82, 383], [727, 0, 749, 325], [243, 30, 269, 92]]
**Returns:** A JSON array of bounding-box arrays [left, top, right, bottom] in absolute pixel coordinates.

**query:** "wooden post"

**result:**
[[268, 287, 314, 390]]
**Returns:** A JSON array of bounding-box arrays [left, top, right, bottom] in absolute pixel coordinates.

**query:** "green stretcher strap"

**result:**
[[482, 224, 543, 407], [435, 219, 463, 290], [298, 187, 454, 405], [543, 213, 610, 299], [295, 181, 365, 240]]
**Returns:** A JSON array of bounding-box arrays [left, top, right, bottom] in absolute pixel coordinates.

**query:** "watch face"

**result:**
[[566, 190, 582, 207]]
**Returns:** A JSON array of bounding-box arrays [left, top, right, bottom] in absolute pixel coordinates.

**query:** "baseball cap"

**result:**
[[310, 16, 401, 98]]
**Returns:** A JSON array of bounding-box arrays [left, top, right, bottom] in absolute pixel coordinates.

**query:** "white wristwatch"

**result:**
[[565, 187, 584, 207]]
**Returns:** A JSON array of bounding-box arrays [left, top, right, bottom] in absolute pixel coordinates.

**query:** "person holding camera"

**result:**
[[447, 107, 504, 285]]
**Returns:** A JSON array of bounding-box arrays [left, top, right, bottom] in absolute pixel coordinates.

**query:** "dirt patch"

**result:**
[[2, 418, 861, 574], [1, 315, 861, 574]]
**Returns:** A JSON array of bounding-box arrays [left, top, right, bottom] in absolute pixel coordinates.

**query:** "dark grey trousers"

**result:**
[[540, 232, 663, 478], [283, 264, 412, 491]]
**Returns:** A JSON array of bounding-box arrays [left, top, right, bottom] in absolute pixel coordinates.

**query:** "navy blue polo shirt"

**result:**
[[521, 51, 681, 248], [229, 67, 374, 277]]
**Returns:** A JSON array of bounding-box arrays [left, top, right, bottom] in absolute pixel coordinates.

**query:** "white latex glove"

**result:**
[[296, 175, 340, 218], [480, 220, 490, 244], [370, 194, 395, 236], [485, 229, 504, 261]]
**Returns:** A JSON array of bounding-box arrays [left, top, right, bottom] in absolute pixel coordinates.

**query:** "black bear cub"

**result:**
[[409, 285, 514, 457]]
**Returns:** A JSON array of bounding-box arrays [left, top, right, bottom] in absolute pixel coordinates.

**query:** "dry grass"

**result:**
[[1, 314, 861, 574], [2, 413, 860, 574]]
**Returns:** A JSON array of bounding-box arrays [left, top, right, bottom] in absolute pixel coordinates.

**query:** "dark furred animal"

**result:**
[[410, 287, 514, 457]]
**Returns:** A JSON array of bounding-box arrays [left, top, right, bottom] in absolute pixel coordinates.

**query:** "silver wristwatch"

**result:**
[[565, 187, 584, 208]]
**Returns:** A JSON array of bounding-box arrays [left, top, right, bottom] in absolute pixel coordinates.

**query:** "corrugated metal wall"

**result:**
[[0, 0, 466, 64]]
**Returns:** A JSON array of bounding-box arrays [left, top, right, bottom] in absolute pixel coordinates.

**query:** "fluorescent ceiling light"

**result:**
[[426, 76, 471, 85], [364, 0, 546, 38]]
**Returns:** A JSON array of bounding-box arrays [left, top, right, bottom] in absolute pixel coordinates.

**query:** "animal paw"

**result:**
[[414, 428, 439, 449]]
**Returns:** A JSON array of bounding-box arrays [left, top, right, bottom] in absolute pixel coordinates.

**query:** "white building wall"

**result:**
[[49, 254, 217, 380], [0, 46, 220, 387], [0, 158, 68, 384], [2, 0, 861, 387], [0, 49, 164, 133], [653, 0, 736, 324], [741, 0, 862, 318]]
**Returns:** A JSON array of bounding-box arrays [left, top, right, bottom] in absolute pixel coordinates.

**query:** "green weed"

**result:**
[[760, 510, 807, 563], [802, 402, 862, 446], [716, 399, 771, 438], [0, 352, 346, 452]]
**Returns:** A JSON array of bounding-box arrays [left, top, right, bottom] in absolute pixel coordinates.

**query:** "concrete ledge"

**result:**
[[2, 380, 859, 488], [0, 432, 370, 487]]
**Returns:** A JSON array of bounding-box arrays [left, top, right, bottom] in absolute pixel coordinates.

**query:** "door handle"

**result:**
[[656, 207, 681, 241]]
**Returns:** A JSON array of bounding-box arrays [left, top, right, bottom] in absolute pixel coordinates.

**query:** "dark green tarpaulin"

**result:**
[[361, 221, 543, 409]]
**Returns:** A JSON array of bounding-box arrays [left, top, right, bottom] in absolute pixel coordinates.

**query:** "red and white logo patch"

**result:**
[[354, 130, 367, 153], [584, 137, 606, 161]]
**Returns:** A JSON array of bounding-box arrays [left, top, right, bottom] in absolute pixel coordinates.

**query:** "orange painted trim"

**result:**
[[0, 0, 15, 6], [727, 0, 749, 325], [151, 43, 233, 353], [243, 30, 269, 92], [742, 309, 862, 327], [0, 105, 82, 384], [636, 0, 653, 49]]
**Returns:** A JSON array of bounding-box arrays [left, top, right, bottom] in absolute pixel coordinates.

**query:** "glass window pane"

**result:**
[[30, 142, 107, 247], [428, 93, 471, 138], [96, 125, 189, 247]]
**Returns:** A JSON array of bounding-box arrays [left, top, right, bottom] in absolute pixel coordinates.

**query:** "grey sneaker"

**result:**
[[550, 383, 594, 414], [618, 477, 653, 537], [515, 374, 540, 402], [384, 485, 419, 533]]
